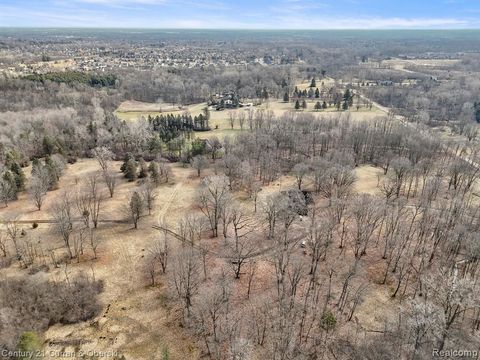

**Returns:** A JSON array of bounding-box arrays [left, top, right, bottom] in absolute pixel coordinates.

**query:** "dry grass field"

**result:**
[[115, 86, 383, 141], [0, 150, 393, 359]]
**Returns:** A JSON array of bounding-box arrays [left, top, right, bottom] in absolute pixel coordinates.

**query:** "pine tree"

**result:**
[[295, 100, 300, 110], [283, 92, 290, 102], [124, 159, 138, 182], [149, 161, 161, 186], [322, 101, 328, 109], [5, 152, 26, 191], [315, 88, 320, 98], [2, 170, 18, 200], [120, 153, 134, 173], [475, 102, 480, 123], [314, 101, 322, 111], [302, 100, 307, 110], [310, 77, 316, 88], [294, 86, 299, 97]]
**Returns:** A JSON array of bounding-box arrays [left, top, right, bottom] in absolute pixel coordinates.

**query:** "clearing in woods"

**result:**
[[115, 80, 382, 139]]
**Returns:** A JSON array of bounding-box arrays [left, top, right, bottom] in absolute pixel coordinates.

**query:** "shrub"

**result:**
[[17, 331, 41, 358], [0, 273, 103, 350], [320, 309, 337, 331]]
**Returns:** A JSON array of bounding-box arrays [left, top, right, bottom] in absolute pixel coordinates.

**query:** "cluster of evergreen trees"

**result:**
[[24, 71, 117, 87], [290, 86, 321, 100], [148, 110, 210, 143], [120, 154, 165, 184], [292, 88, 354, 112], [0, 151, 26, 205]]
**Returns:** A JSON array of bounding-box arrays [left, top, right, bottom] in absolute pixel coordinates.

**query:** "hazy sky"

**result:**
[[1, 0, 479, 29]]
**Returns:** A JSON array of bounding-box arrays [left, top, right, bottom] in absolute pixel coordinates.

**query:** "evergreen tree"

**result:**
[[120, 153, 134, 173], [44, 156, 59, 189], [9, 161, 25, 191], [475, 102, 480, 123], [2, 170, 18, 200], [310, 77, 316, 88], [4, 152, 25, 191], [124, 159, 138, 182], [314, 101, 322, 111], [315, 88, 320, 98], [42, 136, 56, 155], [283, 92, 290, 102], [322, 101, 328, 109], [202, 106, 210, 121], [302, 100, 307, 110], [148, 161, 162, 186], [343, 89, 354, 106], [138, 157, 148, 178], [295, 100, 301, 110]]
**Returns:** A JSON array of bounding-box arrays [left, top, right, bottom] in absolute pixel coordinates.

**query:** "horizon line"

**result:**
[[1, 26, 480, 31]]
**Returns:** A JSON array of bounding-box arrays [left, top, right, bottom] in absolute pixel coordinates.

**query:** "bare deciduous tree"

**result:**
[[198, 175, 230, 237], [170, 247, 201, 318], [191, 155, 208, 177], [52, 192, 75, 259], [28, 173, 49, 210], [141, 180, 157, 215]]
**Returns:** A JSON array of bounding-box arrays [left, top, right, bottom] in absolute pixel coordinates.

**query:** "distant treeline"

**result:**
[[23, 71, 117, 87]]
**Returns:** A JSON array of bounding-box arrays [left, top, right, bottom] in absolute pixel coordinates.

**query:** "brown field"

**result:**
[[381, 58, 461, 70], [0, 151, 391, 359], [0, 159, 203, 359]]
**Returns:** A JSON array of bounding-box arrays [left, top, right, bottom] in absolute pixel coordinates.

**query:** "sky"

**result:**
[[0, 0, 479, 29]]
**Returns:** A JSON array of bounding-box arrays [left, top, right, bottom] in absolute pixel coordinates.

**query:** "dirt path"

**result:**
[[156, 170, 189, 226]]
